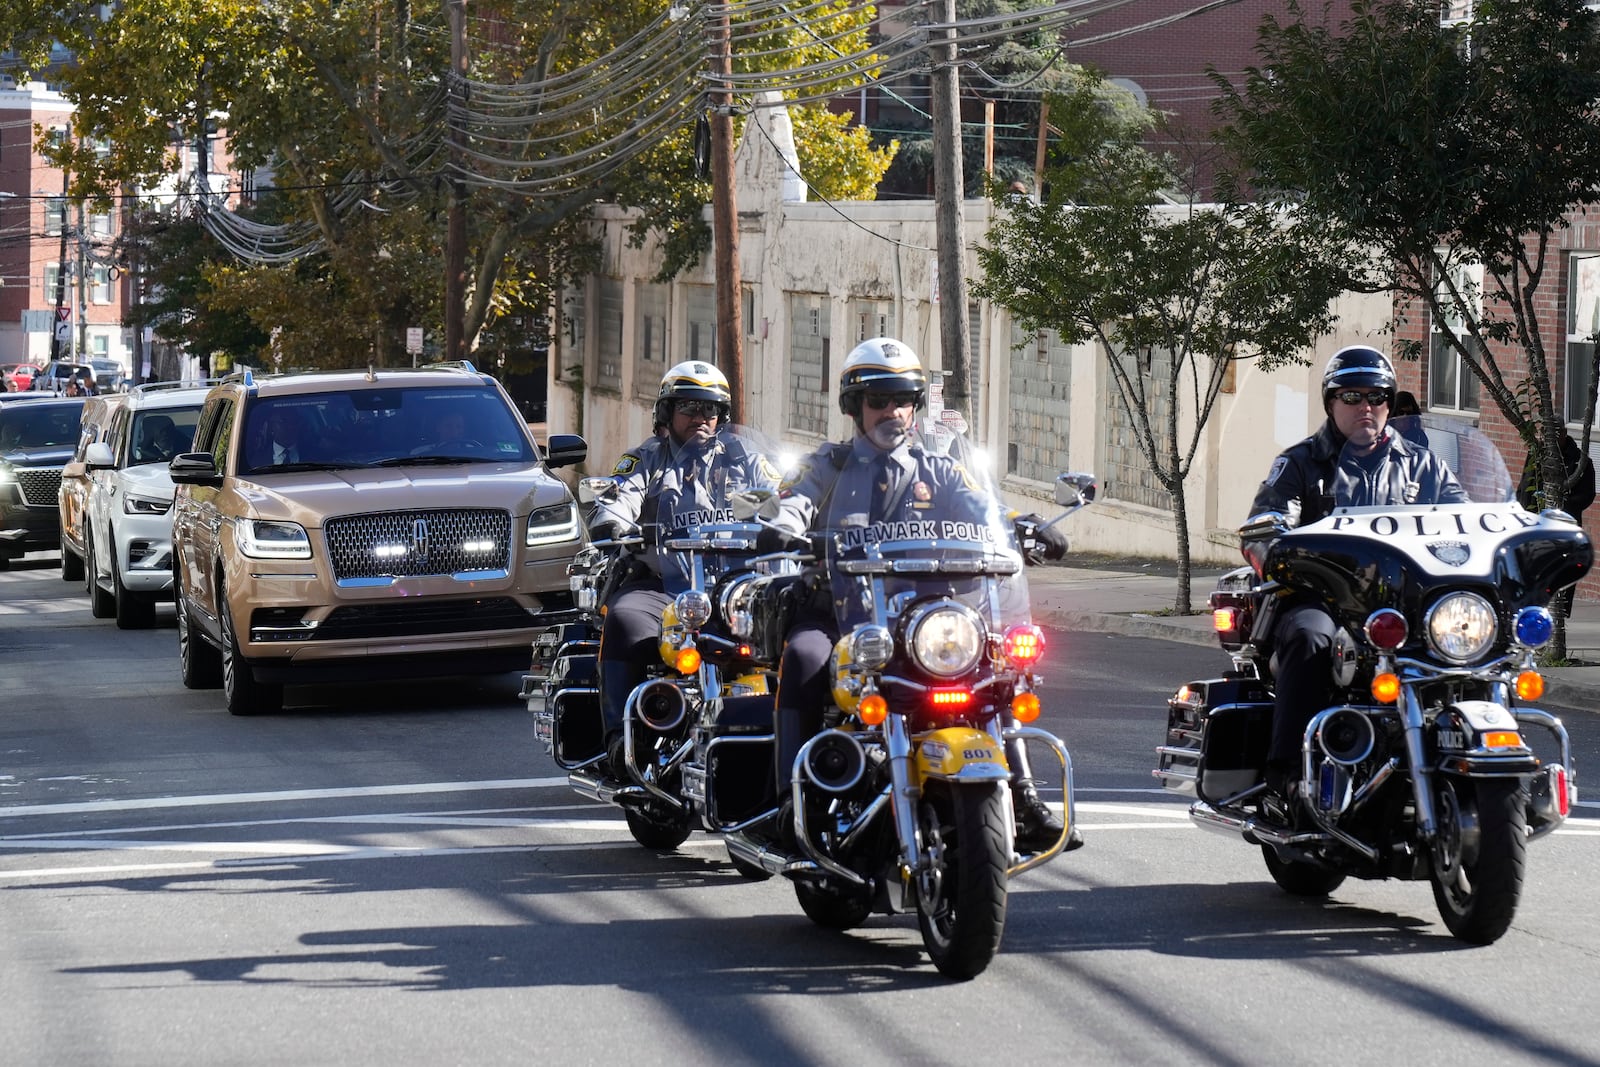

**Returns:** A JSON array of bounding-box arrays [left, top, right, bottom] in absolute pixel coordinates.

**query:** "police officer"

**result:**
[[766, 337, 1077, 853], [588, 360, 779, 776], [1246, 345, 1468, 796]]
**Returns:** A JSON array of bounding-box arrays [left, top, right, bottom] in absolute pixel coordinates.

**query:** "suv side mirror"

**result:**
[[169, 451, 223, 487], [545, 433, 587, 469], [84, 441, 115, 469]]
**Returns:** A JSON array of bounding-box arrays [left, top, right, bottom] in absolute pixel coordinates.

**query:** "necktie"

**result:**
[[870, 455, 894, 522]]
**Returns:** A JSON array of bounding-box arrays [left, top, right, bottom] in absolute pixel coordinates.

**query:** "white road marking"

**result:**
[[0, 777, 569, 818]]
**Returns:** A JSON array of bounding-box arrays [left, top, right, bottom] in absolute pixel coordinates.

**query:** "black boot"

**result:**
[[605, 732, 629, 780], [1013, 782, 1076, 853]]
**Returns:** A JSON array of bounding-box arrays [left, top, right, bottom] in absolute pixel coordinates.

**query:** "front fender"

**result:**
[[915, 726, 1011, 783]]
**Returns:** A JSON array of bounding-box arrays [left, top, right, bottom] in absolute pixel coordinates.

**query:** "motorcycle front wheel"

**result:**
[[1430, 776, 1528, 944], [914, 782, 1009, 980], [625, 804, 692, 851], [795, 880, 872, 930], [1261, 845, 1346, 897]]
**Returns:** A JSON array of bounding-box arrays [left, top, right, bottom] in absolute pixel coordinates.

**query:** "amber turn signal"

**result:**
[[674, 647, 702, 674], [1012, 692, 1041, 723], [1515, 670, 1545, 701], [1371, 672, 1401, 704], [859, 693, 888, 726]]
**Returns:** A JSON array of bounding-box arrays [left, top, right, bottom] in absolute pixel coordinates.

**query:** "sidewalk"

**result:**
[[1028, 556, 1600, 715]]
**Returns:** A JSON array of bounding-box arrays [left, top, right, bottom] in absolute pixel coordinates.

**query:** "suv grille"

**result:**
[[16, 468, 62, 508], [324, 508, 512, 580], [312, 596, 538, 640]]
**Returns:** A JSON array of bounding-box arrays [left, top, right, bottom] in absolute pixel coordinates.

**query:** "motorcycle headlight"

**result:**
[[1426, 592, 1498, 664], [234, 518, 312, 560], [673, 589, 713, 630], [906, 603, 985, 679]]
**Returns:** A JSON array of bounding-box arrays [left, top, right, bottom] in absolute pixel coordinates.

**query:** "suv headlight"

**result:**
[[124, 492, 173, 515], [0, 463, 13, 485], [235, 518, 312, 559], [526, 500, 579, 547]]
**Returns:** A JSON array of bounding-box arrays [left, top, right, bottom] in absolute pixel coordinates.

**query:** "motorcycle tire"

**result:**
[[624, 805, 692, 851], [729, 856, 772, 882], [1261, 845, 1346, 897], [914, 782, 1009, 980], [795, 880, 872, 930], [1430, 776, 1528, 945]]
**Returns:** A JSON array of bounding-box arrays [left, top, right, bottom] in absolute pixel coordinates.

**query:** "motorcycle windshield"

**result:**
[[1386, 413, 1514, 504], [648, 423, 784, 595], [820, 431, 1029, 632]]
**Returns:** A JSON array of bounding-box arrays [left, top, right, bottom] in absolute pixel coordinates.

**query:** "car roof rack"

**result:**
[[132, 379, 225, 394], [421, 360, 478, 374]]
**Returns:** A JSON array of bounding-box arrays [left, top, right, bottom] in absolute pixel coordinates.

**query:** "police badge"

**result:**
[[1426, 540, 1471, 566]]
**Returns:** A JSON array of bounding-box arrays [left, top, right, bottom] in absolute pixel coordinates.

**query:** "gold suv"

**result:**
[[170, 364, 586, 714]]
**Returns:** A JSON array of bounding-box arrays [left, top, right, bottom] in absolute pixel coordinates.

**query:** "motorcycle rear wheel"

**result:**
[[624, 805, 692, 851], [1430, 776, 1527, 945], [795, 880, 872, 930], [1261, 845, 1346, 896], [915, 782, 1009, 980]]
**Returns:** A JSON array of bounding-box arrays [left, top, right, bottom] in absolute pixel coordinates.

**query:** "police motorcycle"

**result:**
[[1154, 426, 1591, 943], [526, 426, 783, 851], [714, 466, 1097, 979]]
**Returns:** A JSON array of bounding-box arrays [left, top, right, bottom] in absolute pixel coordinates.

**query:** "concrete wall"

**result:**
[[547, 106, 1393, 567]]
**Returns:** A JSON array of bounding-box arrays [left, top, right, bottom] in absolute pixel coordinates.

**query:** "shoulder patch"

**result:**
[[953, 462, 987, 494], [1265, 456, 1288, 487], [612, 453, 641, 477]]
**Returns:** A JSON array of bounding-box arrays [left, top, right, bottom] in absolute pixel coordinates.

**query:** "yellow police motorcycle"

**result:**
[[716, 470, 1095, 979]]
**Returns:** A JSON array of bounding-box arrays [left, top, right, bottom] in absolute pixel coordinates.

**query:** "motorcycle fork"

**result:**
[[885, 712, 925, 876], [1401, 683, 1439, 841]]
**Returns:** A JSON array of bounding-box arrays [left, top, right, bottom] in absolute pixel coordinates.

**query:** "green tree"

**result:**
[[1215, 0, 1600, 644], [975, 79, 1350, 612], [0, 0, 892, 366]]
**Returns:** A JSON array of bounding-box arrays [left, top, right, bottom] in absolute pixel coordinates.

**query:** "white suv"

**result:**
[[81, 383, 208, 627]]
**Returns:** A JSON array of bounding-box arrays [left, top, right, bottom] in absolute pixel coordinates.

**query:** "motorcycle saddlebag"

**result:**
[[1208, 567, 1259, 653], [1161, 677, 1273, 804], [708, 694, 777, 824], [548, 652, 604, 766]]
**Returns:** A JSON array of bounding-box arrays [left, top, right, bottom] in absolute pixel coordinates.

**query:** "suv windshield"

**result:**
[[0, 403, 82, 449], [130, 405, 201, 465], [240, 385, 535, 474]]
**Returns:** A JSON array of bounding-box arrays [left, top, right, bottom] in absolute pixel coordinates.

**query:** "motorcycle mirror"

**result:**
[[578, 476, 619, 505], [1055, 471, 1097, 505], [730, 488, 781, 521], [1238, 512, 1289, 541]]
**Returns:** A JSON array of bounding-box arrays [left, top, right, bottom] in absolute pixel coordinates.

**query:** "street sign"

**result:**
[[54, 307, 71, 343], [20, 309, 52, 334], [406, 327, 423, 354], [939, 407, 969, 435]]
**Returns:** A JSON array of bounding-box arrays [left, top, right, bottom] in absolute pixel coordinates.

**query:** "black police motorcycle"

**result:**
[[1154, 431, 1590, 943]]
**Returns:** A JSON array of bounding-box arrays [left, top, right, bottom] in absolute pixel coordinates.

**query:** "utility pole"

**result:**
[[709, 7, 745, 423], [444, 0, 468, 363], [75, 198, 88, 361], [49, 172, 70, 365], [931, 0, 973, 425]]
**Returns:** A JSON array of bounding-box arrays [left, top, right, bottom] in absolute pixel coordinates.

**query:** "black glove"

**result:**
[[1015, 513, 1069, 564], [588, 520, 632, 543], [756, 524, 801, 554]]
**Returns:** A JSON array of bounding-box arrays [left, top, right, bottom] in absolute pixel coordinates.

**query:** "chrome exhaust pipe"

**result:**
[[801, 729, 867, 794], [1314, 707, 1376, 766], [627, 679, 688, 734]]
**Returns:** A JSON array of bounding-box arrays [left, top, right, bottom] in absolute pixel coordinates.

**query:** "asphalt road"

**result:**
[[3, 551, 1598, 1066]]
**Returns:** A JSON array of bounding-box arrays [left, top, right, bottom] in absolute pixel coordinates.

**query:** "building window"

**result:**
[[1429, 261, 1481, 414], [44, 198, 66, 235], [91, 265, 112, 303], [88, 210, 113, 237], [1566, 253, 1600, 424], [43, 263, 62, 301]]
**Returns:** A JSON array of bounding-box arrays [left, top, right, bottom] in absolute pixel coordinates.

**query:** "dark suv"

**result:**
[[169, 363, 587, 714], [0, 396, 87, 567]]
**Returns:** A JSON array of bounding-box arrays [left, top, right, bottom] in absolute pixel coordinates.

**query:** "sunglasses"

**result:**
[[674, 400, 721, 419], [1334, 390, 1390, 407], [863, 392, 920, 410]]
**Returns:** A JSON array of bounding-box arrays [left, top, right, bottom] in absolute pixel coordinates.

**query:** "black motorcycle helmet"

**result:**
[[1321, 345, 1397, 413]]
